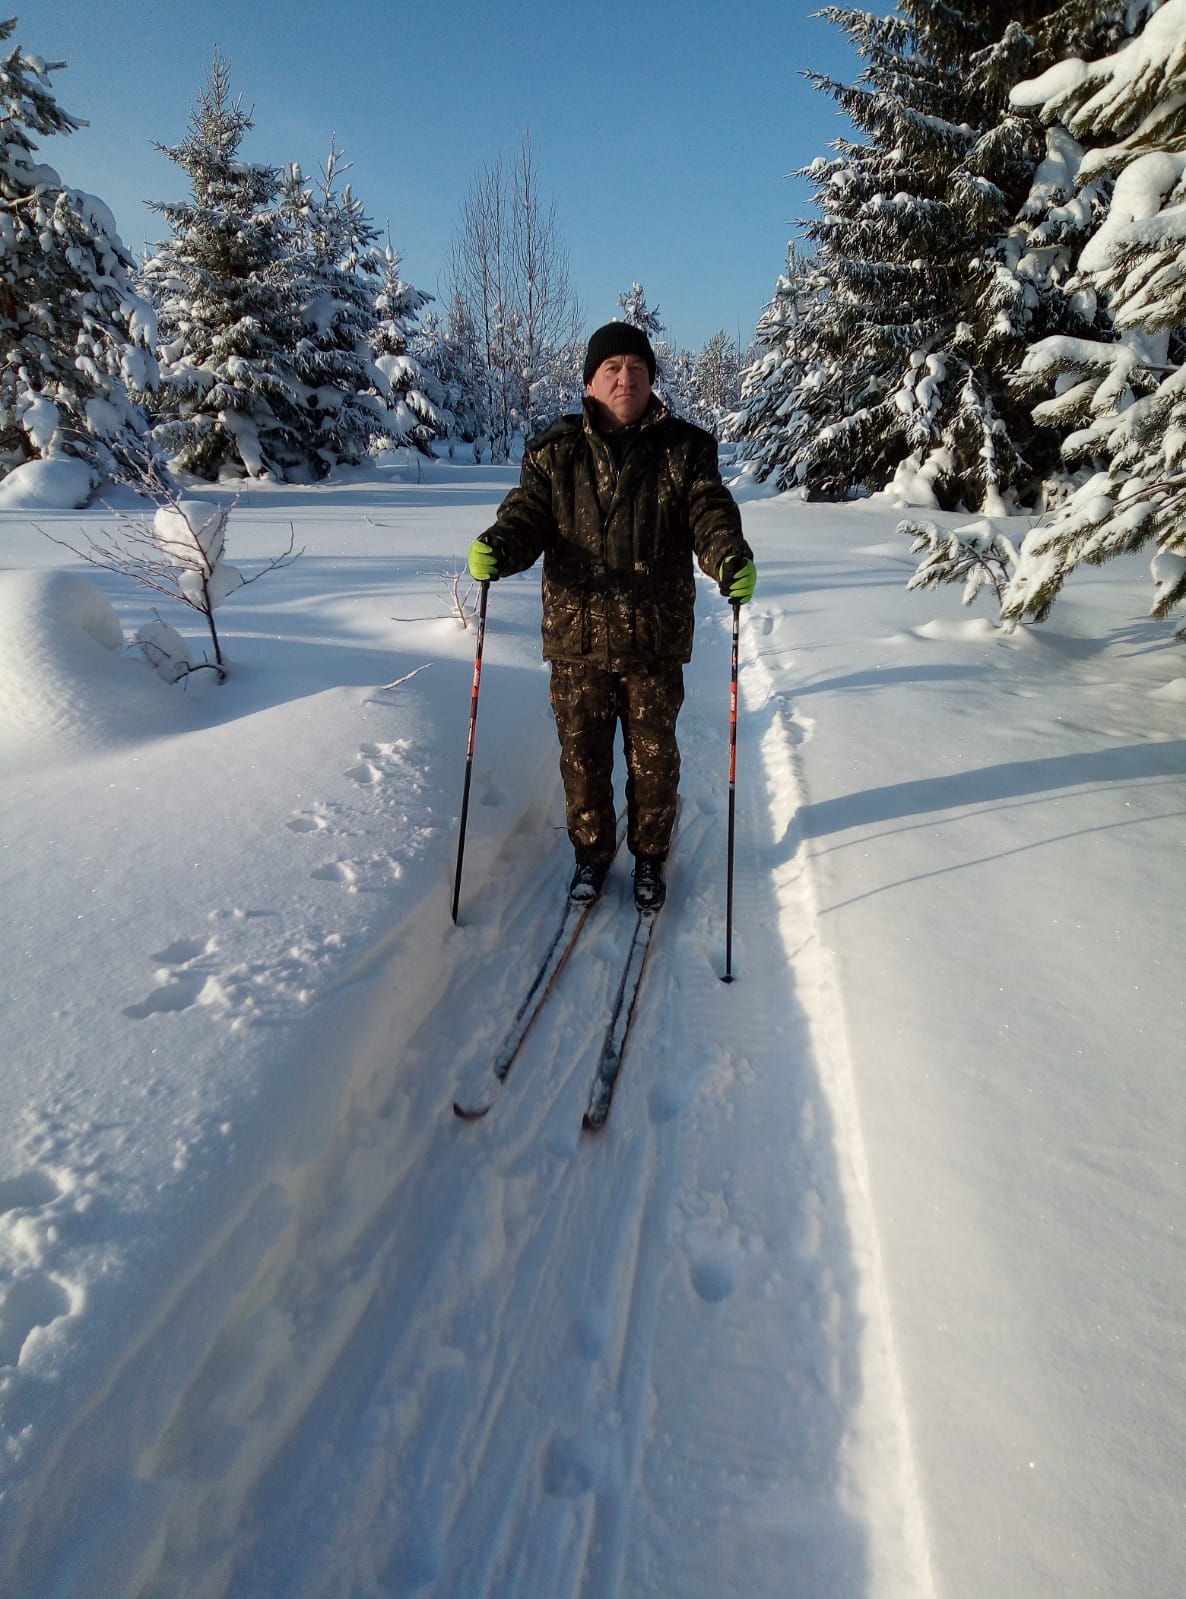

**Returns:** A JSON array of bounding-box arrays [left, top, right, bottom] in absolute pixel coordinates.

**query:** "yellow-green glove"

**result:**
[[468, 536, 500, 582], [718, 555, 757, 604]]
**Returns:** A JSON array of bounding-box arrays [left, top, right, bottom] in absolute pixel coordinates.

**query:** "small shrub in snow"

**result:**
[[391, 558, 481, 629], [899, 517, 1021, 615], [36, 477, 299, 678]]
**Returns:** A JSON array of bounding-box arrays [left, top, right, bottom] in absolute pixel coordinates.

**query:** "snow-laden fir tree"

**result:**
[[372, 240, 445, 455], [693, 330, 742, 434], [1003, 0, 1186, 628], [733, 246, 824, 482], [524, 330, 586, 434], [141, 52, 298, 480], [615, 282, 684, 409], [617, 282, 664, 341], [415, 296, 490, 457], [0, 18, 157, 482], [277, 141, 394, 477], [750, 1, 1137, 509]]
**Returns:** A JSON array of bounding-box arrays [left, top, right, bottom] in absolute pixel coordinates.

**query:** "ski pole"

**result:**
[[451, 579, 489, 924], [723, 598, 740, 983]]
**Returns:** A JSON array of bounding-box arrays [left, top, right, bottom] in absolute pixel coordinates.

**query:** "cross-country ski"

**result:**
[[583, 906, 659, 1130], [452, 888, 604, 1120]]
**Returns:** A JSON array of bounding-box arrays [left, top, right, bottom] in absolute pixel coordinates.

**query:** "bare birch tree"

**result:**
[[446, 131, 580, 460]]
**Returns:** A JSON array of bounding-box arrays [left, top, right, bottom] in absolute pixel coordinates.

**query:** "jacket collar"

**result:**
[[581, 393, 668, 442]]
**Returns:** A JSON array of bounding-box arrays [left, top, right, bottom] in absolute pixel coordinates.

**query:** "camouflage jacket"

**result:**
[[482, 398, 750, 667]]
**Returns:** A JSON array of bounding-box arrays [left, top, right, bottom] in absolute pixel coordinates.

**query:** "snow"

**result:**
[[0, 457, 97, 509], [0, 466, 1182, 1598]]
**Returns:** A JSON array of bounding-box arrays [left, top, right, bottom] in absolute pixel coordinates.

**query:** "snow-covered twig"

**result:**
[[391, 561, 481, 628]]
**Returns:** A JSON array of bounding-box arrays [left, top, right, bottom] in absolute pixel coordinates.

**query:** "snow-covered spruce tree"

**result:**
[[1002, 0, 1186, 629], [617, 281, 663, 341], [415, 297, 489, 457], [525, 330, 585, 432], [141, 52, 297, 481], [733, 247, 824, 486], [276, 142, 396, 477], [779, 1, 1132, 510], [0, 18, 156, 481], [693, 330, 742, 434], [616, 282, 682, 405], [372, 239, 445, 455]]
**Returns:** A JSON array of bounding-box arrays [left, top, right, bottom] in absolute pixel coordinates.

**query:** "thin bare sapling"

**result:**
[[37, 487, 300, 679]]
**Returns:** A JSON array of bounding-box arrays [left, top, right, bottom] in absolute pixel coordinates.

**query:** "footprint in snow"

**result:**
[[311, 859, 358, 887], [541, 1431, 599, 1498], [346, 741, 406, 787], [0, 1169, 77, 1367], [286, 811, 329, 833], [570, 1306, 611, 1361], [124, 936, 218, 1019], [0, 1168, 62, 1213], [0, 1271, 74, 1366], [684, 1217, 743, 1304], [689, 1246, 740, 1304]]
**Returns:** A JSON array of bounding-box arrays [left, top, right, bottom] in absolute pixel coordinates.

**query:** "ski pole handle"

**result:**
[[451, 579, 489, 924]]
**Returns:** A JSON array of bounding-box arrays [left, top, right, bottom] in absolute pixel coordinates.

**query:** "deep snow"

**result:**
[[0, 459, 1182, 1598]]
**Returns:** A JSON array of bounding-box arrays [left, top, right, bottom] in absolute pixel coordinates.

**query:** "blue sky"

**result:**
[[15, 0, 883, 351]]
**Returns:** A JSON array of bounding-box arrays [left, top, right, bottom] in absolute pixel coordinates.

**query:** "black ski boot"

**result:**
[[569, 858, 609, 905], [632, 855, 666, 912]]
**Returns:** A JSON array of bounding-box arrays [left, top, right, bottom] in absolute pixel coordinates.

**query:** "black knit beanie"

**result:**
[[583, 322, 656, 385]]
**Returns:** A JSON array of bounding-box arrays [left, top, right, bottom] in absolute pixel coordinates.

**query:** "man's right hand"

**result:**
[[718, 555, 757, 604], [468, 537, 500, 582]]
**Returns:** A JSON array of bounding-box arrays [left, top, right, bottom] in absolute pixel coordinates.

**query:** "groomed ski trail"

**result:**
[[60, 585, 933, 1599]]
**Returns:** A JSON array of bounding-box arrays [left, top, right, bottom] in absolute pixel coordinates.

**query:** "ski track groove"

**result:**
[[121, 589, 931, 1598], [578, 1111, 680, 1599]]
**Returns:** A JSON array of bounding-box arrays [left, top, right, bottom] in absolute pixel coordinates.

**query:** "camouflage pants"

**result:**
[[549, 660, 685, 863]]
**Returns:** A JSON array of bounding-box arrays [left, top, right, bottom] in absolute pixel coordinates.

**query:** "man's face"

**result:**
[[586, 353, 652, 429]]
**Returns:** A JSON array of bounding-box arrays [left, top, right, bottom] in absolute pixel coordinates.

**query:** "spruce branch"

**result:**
[[899, 516, 1021, 614]]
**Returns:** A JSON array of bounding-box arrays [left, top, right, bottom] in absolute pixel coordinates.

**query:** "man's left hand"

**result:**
[[719, 556, 757, 604]]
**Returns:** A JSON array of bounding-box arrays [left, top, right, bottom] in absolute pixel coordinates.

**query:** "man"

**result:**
[[468, 321, 756, 912]]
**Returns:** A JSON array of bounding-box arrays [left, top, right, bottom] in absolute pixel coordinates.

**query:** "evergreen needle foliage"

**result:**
[[0, 18, 158, 478], [736, 1, 1137, 515]]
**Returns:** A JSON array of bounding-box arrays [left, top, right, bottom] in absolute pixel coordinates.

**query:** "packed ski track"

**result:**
[[142, 585, 921, 1599], [1, 465, 1181, 1598]]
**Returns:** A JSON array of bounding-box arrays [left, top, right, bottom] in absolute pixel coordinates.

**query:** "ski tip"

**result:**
[[453, 1101, 491, 1121], [582, 1109, 607, 1133]]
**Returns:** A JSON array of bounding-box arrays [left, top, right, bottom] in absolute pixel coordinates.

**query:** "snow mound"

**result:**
[[725, 467, 789, 503], [1150, 676, 1186, 702], [912, 616, 1000, 642], [0, 571, 188, 762], [0, 458, 98, 509]]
